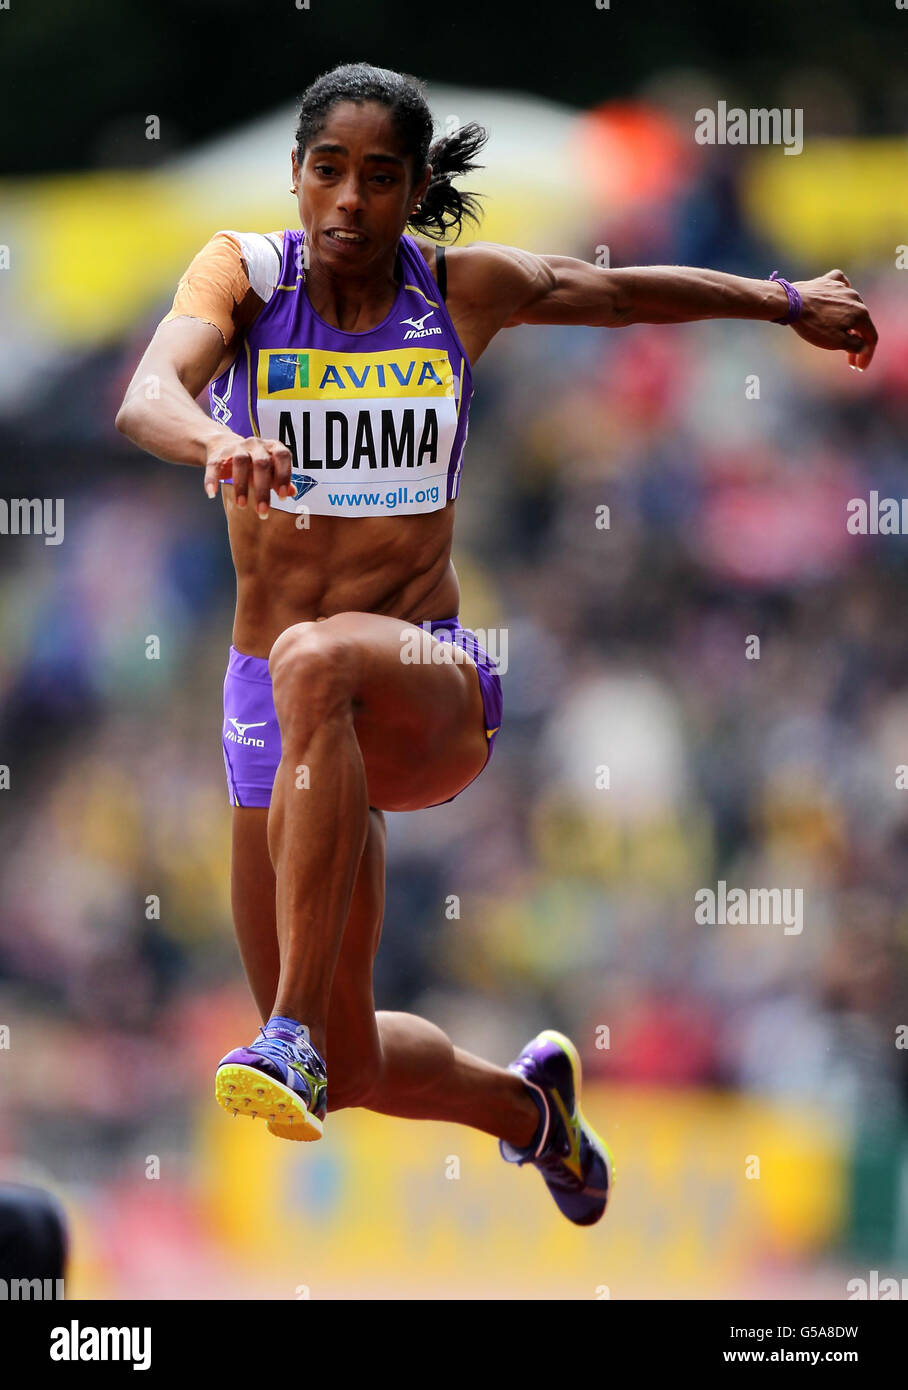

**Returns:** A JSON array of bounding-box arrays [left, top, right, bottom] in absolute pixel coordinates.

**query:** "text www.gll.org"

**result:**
[[327, 484, 440, 510], [723, 1350, 858, 1364]]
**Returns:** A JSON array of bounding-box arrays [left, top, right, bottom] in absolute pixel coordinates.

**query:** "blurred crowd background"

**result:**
[[1, 2, 907, 1297]]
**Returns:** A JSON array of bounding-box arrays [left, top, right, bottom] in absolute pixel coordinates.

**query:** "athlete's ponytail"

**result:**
[[409, 122, 487, 241], [294, 62, 489, 242]]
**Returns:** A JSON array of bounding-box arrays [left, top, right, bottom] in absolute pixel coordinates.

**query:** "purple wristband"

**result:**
[[769, 270, 802, 325]]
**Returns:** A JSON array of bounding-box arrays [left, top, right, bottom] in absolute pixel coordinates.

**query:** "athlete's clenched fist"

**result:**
[[204, 434, 293, 516], [791, 268, 878, 370]]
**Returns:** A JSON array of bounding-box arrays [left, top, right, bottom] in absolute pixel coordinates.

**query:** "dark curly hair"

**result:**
[[293, 61, 488, 241]]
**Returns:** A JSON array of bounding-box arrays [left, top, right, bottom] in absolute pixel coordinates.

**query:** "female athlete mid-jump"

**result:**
[[116, 62, 877, 1227]]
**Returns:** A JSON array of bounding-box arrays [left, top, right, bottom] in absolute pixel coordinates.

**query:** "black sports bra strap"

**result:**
[[435, 245, 447, 302]]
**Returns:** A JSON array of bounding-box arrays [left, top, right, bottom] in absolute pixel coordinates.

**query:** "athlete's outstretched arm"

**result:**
[[453, 242, 878, 369]]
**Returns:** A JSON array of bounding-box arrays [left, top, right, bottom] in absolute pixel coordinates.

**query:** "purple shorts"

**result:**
[[222, 616, 503, 809]]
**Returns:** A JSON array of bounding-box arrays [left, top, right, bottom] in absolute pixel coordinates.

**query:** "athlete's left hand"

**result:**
[[203, 432, 293, 516], [790, 269, 878, 370]]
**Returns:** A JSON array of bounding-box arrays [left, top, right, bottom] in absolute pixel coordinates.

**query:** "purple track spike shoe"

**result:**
[[499, 1029, 615, 1226], [215, 1015, 328, 1141]]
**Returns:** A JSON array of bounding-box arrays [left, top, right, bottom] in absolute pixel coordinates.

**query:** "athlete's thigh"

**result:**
[[276, 611, 488, 811]]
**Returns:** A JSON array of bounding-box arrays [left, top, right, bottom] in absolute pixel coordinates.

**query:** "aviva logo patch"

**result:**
[[259, 348, 453, 400], [268, 352, 310, 393]]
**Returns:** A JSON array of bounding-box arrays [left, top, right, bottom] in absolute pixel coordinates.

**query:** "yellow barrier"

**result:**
[[197, 1084, 847, 1299], [746, 139, 908, 263], [3, 134, 904, 349]]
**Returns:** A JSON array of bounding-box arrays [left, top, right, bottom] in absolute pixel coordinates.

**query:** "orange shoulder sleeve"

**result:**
[[160, 233, 254, 346]]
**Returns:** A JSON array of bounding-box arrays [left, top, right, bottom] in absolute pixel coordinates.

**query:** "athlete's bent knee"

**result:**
[[268, 621, 318, 681], [268, 623, 359, 717]]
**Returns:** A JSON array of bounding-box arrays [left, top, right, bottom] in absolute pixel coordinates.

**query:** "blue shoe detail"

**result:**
[[499, 1029, 614, 1226], [215, 1015, 328, 1141]]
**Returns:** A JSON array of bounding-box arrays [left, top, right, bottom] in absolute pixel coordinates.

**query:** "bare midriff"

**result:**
[[225, 486, 461, 658]]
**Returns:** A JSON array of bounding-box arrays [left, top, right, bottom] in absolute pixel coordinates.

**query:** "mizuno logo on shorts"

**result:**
[[226, 718, 267, 747]]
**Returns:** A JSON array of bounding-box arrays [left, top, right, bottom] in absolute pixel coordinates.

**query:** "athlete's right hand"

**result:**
[[204, 434, 293, 516]]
